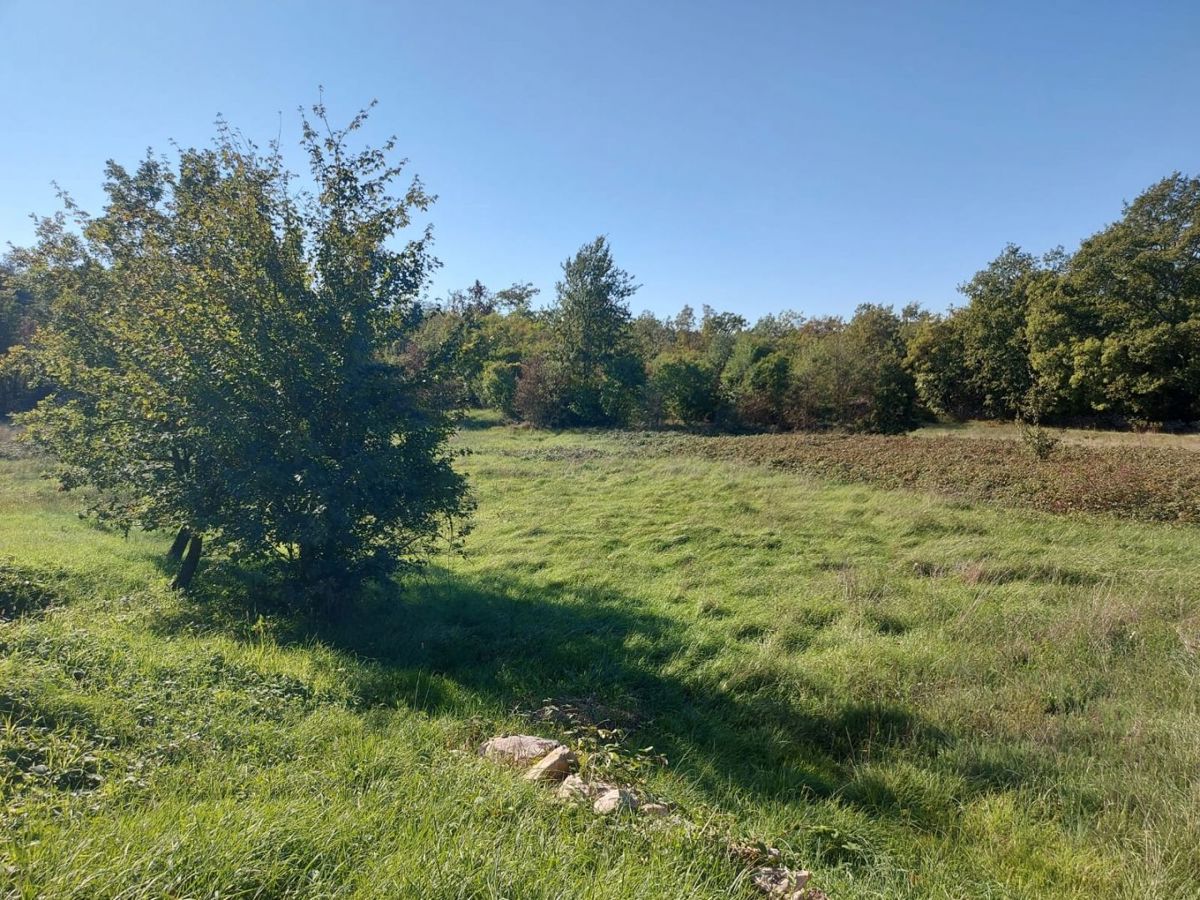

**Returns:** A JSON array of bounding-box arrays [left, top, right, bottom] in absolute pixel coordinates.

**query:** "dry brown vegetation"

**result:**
[[680, 431, 1200, 523]]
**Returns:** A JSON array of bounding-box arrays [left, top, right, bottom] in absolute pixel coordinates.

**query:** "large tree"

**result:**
[[1028, 173, 1200, 424], [541, 236, 643, 425], [955, 244, 1043, 418], [18, 102, 472, 598]]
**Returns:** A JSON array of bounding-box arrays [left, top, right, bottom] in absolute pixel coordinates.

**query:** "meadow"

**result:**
[[2, 420, 1199, 898]]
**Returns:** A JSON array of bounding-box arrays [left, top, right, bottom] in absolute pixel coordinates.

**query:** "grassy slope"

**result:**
[[2, 424, 1199, 898]]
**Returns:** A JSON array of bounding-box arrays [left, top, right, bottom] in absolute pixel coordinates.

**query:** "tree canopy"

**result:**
[[17, 103, 472, 598]]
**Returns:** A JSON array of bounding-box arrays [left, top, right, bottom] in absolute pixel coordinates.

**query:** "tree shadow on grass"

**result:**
[[155, 562, 954, 813]]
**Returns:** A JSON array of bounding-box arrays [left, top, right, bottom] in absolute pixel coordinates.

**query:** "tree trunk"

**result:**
[[167, 527, 191, 562], [171, 535, 203, 591]]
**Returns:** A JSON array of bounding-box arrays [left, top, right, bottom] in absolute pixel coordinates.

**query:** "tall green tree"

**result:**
[[1028, 173, 1200, 424], [905, 314, 975, 419], [19, 102, 472, 599], [542, 236, 643, 425], [956, 244, 1042, 418]]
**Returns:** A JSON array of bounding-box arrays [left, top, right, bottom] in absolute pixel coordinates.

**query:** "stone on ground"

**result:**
[[555, 774, 595, 799], [750, 866, 812, 898], [592, 787, 638, 814], [523, 745, 578, 782], [478, 735, 562, 766]]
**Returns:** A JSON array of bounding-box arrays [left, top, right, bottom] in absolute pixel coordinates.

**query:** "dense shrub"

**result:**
[[479, 360, 521, 418], [649, 355, 721, 425], [513, 356, 567, 427], [18, 103, 473, 596]]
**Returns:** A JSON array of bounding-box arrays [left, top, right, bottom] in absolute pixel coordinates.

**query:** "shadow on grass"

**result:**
[[153, 562, 958, 814]]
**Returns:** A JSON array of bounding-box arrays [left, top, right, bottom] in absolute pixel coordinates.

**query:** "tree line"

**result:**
[[7, 174, 1197, 437], [400, 173, 1200, 436]]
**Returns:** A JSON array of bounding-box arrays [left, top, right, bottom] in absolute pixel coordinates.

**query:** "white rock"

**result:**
[[523, 745, 578, 782], [592, 787, 638, 814], [555, 774, 593, 799], [750, 866, 810, 897], [478, 735, 562, 766]]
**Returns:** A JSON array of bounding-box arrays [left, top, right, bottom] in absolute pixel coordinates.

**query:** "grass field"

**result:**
[[3, 422, 1200, 898]]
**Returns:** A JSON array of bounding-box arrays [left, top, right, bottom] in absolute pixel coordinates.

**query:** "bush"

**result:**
[[18, 103, 473, 597], [1017, 416, 1060, 460], [479, 360, 521, 418], [513, 356, 568, 427], [649, 355, 720, 425]]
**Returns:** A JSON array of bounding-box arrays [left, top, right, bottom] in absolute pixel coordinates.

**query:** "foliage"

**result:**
[[0, 249, 55, 414], [733, 350, 791, 428], [479, 359, 522, 418], [1016, 416, 1061, 460], [9, 149, 1198, 445], [953, 244, 1043, 418], [512, 355, 568, 427], [16, 103, 472, 596], [408, 280, 543, 406], [908, 175, 1200, 428], [648, 354, 721, 425], [904, 315, 974, 420], [1027, 173, 1200, 425], [537, 236, 645, 426]]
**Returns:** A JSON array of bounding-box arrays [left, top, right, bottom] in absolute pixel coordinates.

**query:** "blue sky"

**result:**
[[2, 1, 1197, 321]]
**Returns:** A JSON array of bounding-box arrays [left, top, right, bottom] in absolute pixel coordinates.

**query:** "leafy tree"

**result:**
[[736, 351, 792, 428], [751, 309, 806, 339], [699, 305, 746, 369], [956, 244, 1041, 418], [545, 236, 643, 425], [18, 102, 472, 599], [409, 280, 541, 407], [1028, 174, 1200, 424], [631, 310, 673, 360], [905, 314, 976, 419], [783, 305, 918, 433], [840, 304, 919, 432], [670, 304, 698, 348]]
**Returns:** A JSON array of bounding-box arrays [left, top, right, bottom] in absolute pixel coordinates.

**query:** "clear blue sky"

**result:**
[[2, 1, 1197, 320]]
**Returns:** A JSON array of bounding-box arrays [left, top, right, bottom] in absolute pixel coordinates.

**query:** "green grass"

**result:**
[[2, 423, 1199, 898]]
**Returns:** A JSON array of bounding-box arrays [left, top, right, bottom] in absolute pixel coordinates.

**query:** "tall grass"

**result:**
[[2, 423, 1198, 898]]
